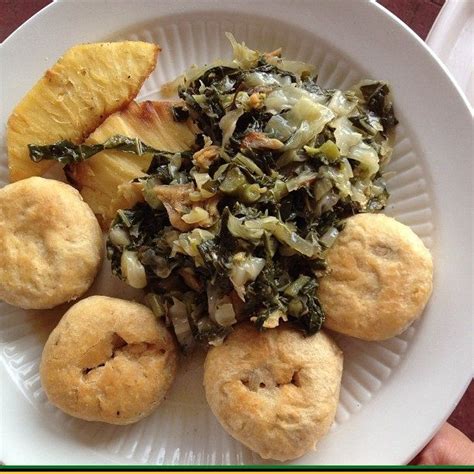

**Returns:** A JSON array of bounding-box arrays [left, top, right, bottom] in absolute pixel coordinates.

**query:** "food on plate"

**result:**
[[40, 295, 178, 425], [4, 29, 437, 462], [0, 177, 102, 309], [65, 100, 196, 227], [317, 213, 433, 340], [7, 41, 159, 182], [204, 323, 343, 461], [94, 34, 398, 350]]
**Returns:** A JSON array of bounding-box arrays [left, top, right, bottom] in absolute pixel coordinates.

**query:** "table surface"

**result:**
[[0, 0, 472, 450]]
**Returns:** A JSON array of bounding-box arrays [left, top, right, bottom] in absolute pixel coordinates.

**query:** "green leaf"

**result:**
[[29, 135, 170, 165]]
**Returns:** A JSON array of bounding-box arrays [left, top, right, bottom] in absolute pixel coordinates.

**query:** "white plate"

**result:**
[[1, 0, 472, 466]]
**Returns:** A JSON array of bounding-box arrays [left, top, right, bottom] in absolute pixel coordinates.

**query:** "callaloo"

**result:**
[[31, 34, 397, 350]]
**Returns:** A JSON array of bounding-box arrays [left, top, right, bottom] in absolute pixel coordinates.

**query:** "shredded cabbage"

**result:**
[[168, 297, 194, 351], [171, 228, 214, 263], [105, 33, 397, 349], [225, 32, 260, 69], [120, 250, 147, 289], [220, 108, 244, 146], [230, 252, 266, 300]]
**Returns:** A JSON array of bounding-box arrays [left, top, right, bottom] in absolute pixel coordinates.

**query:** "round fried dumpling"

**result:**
[[40, 296, 178, 425], [0, 177, 103, 309], [204, 323, 343, 461], [318, 213, 433, 341]]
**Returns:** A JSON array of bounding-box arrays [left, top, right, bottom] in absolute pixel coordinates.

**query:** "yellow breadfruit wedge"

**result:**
[[7, 41, 159, 182], [66, 100, 196, 227]]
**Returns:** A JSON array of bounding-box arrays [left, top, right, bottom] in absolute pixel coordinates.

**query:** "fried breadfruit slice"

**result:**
[[66, 100, 197, 228], [7, 41, 159, 182]]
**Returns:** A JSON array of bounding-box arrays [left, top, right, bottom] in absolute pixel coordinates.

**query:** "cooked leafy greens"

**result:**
[[28, 135, 167, 165], [107, 36, 397, 350], [31, 34, 397, 351]]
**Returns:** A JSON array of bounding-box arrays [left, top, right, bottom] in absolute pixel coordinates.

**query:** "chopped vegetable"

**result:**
[[36, 34, 397, 350], [29, 135, 166, 165]]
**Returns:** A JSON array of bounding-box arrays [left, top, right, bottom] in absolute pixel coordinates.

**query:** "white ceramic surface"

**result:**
[[426, 0, 474, 108], [1, 0, 472, 465]]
